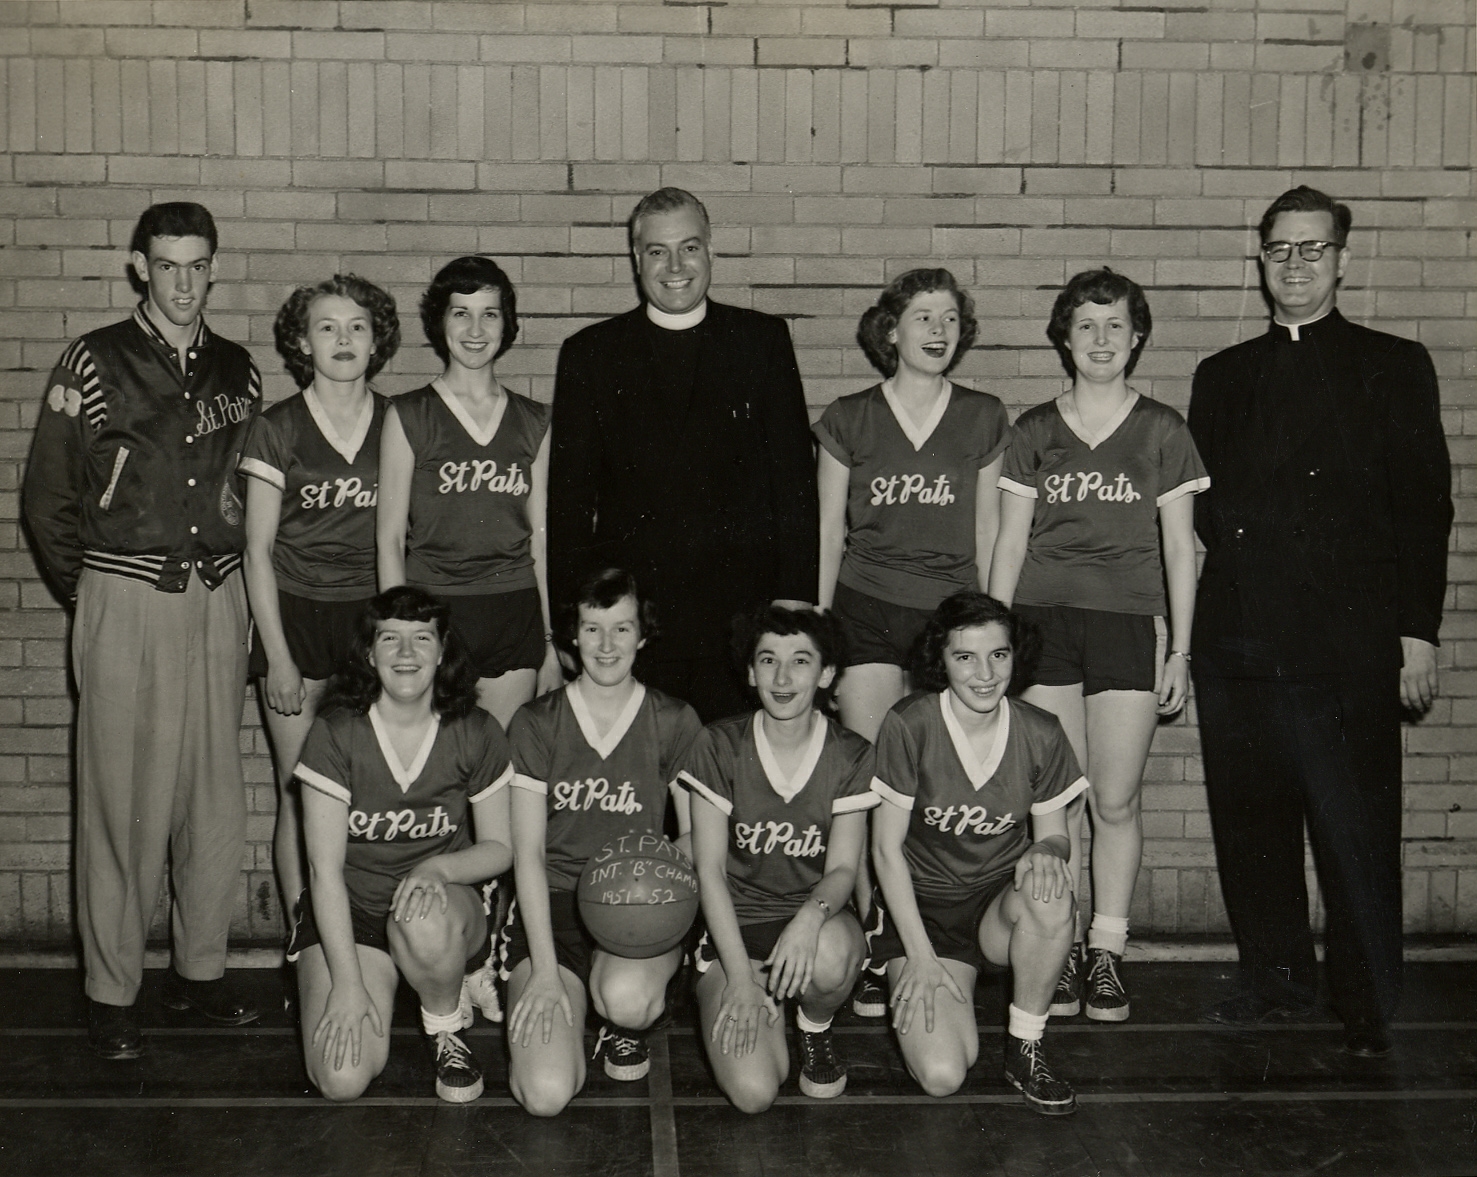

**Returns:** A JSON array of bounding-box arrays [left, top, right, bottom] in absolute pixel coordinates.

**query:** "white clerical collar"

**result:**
[[645, 300, 708, 331], [1273, 306, 1334, 342]]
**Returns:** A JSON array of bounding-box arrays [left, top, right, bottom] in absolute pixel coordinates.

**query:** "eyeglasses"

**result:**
[[1260, 240, 1344, 263]]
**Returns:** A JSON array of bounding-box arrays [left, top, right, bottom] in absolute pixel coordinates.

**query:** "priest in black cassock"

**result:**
[[548, 188, 818, 721], [1188, 186, 1452, 1058]]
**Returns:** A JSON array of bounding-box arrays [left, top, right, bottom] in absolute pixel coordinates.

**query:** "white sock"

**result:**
[[1008, 1004, 1048, 1043], [421, 1005, 465, 1036], [1088, 915, 1129, 957], [796, 1009, 832, 1034]]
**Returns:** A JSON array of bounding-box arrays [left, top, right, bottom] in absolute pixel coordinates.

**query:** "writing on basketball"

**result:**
[[733, 820, 825, 858], [437, 459, 528, 496], [551, 777, 642, 814], [347, 805, 456, 841], [299, 477, 376, 510], [869, 472, 955, 506], [923, 804, 1016, 837], [1042, 470, 1141, 504]]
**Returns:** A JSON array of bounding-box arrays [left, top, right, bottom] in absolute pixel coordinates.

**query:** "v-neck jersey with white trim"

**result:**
[[393, 381, 549, 594], [508, 681, 703, 891], [814, 381, 1012, 609], [293, 705, 513, 917], [999, 391, 1209, 615], [871, 691, 1088, 899], [679, 711, 878, 925], [239, 390, 387, 599]]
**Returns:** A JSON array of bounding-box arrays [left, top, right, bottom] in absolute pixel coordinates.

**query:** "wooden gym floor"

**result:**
[[0, 959, 1473, 1176]]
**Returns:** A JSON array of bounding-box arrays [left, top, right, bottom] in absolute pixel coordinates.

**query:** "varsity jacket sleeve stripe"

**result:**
[[22, 347, 96, 601]]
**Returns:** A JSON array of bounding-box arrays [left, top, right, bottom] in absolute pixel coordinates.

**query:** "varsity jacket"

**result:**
[[23, 305, 262, 600]]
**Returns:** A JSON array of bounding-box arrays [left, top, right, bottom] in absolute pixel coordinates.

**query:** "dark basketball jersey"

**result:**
[[295, 705, 513, 918], [509, 680, 703, 891], [872, 692, 1087, 900], [814, 382, 1011, 609], [680, 711, 878, 925], [239, 390, 387, 599], [395, 381, 550, 595], [1000, 392, 1208, 615]]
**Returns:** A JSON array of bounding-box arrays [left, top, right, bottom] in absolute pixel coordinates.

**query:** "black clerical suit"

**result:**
[[548, 300, 819, 721], [1188, 308, 1452, 1023]]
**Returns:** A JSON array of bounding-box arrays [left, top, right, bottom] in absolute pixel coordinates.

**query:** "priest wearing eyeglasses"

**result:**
[[1187, 186, 1452, 1059]]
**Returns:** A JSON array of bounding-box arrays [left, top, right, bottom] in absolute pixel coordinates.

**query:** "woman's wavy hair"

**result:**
[[273, 274, 401, 391], [319, 587, 479, 721], [857, 268, 978, 378], [911, 591, 1038, 696], [554, 567, 661, 660], [731, 604, 845, 707], [419, 255, 519, 366], [1045, 267, 1152, 380]]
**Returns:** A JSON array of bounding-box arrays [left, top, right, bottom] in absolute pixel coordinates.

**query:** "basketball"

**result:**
[[577, 834, 700, 959]]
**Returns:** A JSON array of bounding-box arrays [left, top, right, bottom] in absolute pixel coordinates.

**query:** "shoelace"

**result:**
[[592, 1024, 638, 1061], [1088, 952, 1122, 994], [1019, 1036, 1052, 1080], [436, 1030, 474, 1063], [801, 1030, 838, 1072]]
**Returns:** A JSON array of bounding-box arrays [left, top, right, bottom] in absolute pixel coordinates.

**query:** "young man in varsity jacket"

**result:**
[[24, 202, 263, 1058]]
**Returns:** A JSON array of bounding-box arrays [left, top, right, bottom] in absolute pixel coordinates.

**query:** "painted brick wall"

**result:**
[[0, 0, 1473, 947]]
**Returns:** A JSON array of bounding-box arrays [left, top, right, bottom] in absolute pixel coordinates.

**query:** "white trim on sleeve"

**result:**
[[870, 776, 915, 810], [295, 763, 351, 806], [1029, 774, 1091, 815], [511, 772, 548, 794], [998, 475, 1037, 500], [833, 791, 881, 814], [469, 761, 515, 804], [677, 769, 732, 816], [238, 456, 286, 491], [1156, 475, 1212, 508]]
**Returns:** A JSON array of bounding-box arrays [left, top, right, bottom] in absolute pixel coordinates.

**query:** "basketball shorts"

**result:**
[[831, 582, 935, 669], [249, 591, 371, 681], [862, 878, 1013, 974], [1013, 603, 1165, 696], [497, 888, 599, 986], [692, 918, 792, 975], [433, 586, 546, 680], [286, 886, 491, 969]]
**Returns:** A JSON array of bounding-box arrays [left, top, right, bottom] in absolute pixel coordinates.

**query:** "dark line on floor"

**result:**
[[3, 1090, 1472, 1110], [647, 1030, 681, 1177]]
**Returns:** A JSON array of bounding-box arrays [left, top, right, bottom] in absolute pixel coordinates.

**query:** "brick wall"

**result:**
[[1, 0, 1473, 947]]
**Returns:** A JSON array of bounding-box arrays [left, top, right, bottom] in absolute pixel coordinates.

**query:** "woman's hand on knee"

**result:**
[[764, 908, 824, 1001], [712, 975, 778, 1058], [1013, 842, 1071, 903], [313, 981, 384, 1073], [891, 955, 966, 1036], [390, 860, 453, 924], [509, 967, 575, 1048]]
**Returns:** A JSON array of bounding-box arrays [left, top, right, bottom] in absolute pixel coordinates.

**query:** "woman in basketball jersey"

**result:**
[[378, 256, 561, 730], [989, 268, 1208, 1023], [290, 587, 514, 1105], [868, 592, 1086, 1115], [500, 568, 703, 1116], [682, 606, 878, 1111], [244, 274, 399, 930], [815, 268, 1012, 1016]]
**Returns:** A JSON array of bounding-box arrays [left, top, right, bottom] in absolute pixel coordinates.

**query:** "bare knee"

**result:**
[[513, 1068, 579, 1118], [310, 1062, 377, 1103], [1020, 887, 1076, 937], [810, 930, 863, 998], [389, 906, 464, 967], [1092, 791, 1142, 830], [722, 1071, 780, 1115], [910, 1055, 967, 1098], [595, 974, 665, 1030]]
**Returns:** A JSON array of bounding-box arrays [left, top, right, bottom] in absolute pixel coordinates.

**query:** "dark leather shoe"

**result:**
[[1344, 1020, 1392, 1058], [1200, 990, 1320, 1027], [160, 971, 260, 1026], [88, 999, 143, 1060]]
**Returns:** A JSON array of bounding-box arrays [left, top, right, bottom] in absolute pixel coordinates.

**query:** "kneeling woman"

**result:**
[[501, 568, 703, 1116], [868, 592, 1088, 1115], [291, 587, 514, 1104], [681, 606, 878, 1112]]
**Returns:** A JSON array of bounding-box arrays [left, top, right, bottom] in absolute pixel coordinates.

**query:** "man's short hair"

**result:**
[[1257, 186, 1352, 245], [129, 202, 219, 258], [628, 187, 710, 249]]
